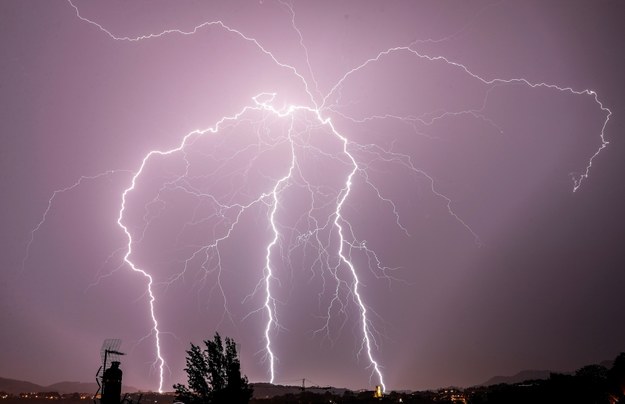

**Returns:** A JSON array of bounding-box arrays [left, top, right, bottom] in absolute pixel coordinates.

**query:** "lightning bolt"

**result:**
[[22, 170, 130, 271], [22, 0, 612, 394], [326, 114, 387, 390], [323, 45, 611, 192], [262, 111, 297, 384]]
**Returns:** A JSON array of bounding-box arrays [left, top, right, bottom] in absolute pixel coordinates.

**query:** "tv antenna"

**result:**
[[94, 339, 125, 404]]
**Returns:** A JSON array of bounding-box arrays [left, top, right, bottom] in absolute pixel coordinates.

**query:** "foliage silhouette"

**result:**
[[174, 333, 253, 404]]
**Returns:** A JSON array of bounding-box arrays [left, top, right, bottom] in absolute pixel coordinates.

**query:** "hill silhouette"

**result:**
[[0, 377, 138, 395], [480, 370, 553, 386], [479, 359, 614, 387]]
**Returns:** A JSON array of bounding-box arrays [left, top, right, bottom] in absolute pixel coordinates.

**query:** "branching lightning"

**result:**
[[24, 0, 612, 394], [22, 170, 130, 271]]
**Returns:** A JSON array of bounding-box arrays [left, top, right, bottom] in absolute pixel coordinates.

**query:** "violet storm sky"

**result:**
[[1, 0, 625, 393]]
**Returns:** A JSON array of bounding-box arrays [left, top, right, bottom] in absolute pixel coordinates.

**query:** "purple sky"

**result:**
[[1, 0, 624, 393]]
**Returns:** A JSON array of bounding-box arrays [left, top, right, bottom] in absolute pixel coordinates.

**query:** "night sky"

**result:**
[[1, 0, 624, 393]]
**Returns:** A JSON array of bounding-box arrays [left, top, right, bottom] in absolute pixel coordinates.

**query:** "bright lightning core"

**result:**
[[24, 0, 612, 394]]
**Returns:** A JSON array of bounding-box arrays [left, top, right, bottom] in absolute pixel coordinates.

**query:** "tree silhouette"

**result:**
[[609, 352, 625, 402], [174, 333, 253, 404]]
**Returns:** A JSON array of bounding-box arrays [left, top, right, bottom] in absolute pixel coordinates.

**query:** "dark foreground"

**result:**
[[3, 352, 625, 404]]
